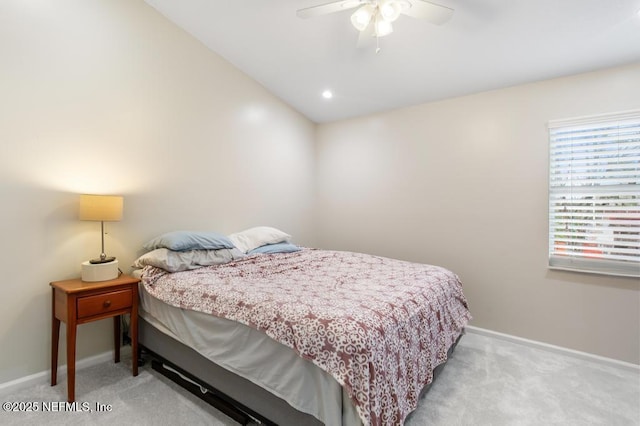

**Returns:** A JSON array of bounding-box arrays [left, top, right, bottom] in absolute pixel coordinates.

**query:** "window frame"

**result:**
[[548, 110, 640, 278]]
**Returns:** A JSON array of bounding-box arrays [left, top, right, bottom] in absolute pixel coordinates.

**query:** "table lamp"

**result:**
[[79, 194, 123, 281]]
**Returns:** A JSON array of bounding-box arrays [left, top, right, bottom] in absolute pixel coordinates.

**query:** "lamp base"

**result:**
[[82, 259, 119, 282], [89, 256, 115, 264]]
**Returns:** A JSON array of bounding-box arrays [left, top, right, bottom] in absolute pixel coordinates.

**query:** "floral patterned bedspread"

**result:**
[[142, 248, 471, 425]]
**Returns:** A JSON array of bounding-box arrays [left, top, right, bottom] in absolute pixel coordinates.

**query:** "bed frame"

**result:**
[[138, 316, 463, 425], [139, 316, 324, 425]]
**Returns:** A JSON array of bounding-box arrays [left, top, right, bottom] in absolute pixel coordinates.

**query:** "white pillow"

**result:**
[[228, 226, 291, 253]]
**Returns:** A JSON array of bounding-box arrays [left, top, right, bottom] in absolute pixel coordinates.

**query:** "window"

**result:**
[[548, 110, 640, 277]]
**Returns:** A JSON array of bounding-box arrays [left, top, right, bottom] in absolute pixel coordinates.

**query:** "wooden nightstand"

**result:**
[[50, 274, 140, 402]]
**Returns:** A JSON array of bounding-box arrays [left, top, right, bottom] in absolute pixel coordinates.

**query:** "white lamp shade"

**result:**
[[79, 194, 123, 222], [379, 0, 402, 22], [351, 5, 375, 31], [375, 16, 393, 37]]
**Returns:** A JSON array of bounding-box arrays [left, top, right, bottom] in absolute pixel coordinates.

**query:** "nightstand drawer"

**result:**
[[77, 289, 132, 319]]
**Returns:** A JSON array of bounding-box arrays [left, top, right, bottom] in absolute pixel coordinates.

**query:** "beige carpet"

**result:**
[[1, 333, 638, 425]]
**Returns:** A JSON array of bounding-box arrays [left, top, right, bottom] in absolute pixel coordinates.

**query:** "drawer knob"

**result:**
[[103, 300, 111, 308]]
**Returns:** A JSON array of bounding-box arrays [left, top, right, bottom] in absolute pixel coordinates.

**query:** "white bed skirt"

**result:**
[[138, 280, 362, 425]]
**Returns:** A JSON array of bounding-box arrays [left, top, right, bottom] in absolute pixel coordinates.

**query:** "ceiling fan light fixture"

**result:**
[[379, 0, 402, 22], [297, 0, 454, 51], [351, 5, 375, 31], [374, 15, 393, 37]]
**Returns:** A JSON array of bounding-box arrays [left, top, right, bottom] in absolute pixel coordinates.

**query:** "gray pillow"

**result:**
[[248, 242, 301, 255], [143, 231, 234, 251], [133, 247, 245, 272]]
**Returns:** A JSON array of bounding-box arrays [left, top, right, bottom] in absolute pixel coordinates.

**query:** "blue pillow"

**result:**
[[143, 231, 235, 252], [248, 242, 301, 255]]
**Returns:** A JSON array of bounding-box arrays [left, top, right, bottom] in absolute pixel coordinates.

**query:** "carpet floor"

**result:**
[[1, 333, 638, 425]]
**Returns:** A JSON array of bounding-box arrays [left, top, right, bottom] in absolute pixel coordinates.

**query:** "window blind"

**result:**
[[548, 110, 640, 277]]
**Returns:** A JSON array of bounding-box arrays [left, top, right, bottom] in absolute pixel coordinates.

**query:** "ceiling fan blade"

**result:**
[[297, 0, 365, 19], [402, 0, 454, 25]]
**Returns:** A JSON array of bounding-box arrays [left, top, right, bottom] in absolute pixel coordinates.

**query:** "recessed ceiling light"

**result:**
[[322, 90, 333, 99]]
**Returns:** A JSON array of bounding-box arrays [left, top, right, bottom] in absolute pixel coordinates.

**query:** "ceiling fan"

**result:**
[[297, 0, 454, 50]]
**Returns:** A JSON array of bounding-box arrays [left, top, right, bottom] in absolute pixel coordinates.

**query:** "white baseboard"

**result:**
[[465, 326, 639, 373], [0, 347, 131, 395]]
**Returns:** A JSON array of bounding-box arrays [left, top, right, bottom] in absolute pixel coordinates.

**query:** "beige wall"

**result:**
[[316, 63, 640, 364], [0, 0, 316, 384]]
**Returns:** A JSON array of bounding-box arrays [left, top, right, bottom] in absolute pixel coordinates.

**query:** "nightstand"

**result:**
[[50, 274, 140, 402]]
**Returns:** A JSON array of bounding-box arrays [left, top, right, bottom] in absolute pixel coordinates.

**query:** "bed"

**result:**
[[133, 229, 471, 426]]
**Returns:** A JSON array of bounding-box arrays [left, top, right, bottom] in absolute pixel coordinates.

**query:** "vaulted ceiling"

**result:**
[[144, 0, 640, 123]]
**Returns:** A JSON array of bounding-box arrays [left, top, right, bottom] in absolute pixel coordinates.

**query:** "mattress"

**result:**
[[137, 277, 361, 425]]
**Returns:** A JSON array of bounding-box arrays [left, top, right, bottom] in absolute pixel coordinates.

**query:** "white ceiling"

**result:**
[[144, 0, 640, 123]]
